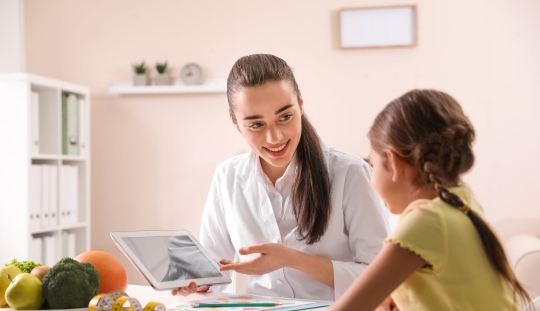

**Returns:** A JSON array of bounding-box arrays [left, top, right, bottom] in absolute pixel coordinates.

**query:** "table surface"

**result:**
[[125, 284, 329, 310]]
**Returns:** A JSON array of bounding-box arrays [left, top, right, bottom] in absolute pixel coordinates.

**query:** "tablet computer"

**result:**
[[110, 230, 232, 290]]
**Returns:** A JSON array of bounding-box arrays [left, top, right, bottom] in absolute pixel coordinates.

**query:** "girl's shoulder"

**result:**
[[325, 146, 371, 171]]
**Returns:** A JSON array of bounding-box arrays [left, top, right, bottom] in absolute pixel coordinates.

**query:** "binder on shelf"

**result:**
[[62, 93, 79, 155], [61, 232, 68, 257], [29, 236, 43, 263], [61, 231, 76, 258], [59, 166, 66, 225], [41, 165, 50, 227], [68, 165, 79, 223], [59, 166, 69, 225], [59, 165, 79, 225], [30, 92, 40, 155], [43, 235, 57, 266], [78, 98, 87, 156], [29, 164, 41, 229], [49, 165, 58, 226], [68, 232, 77, 257]]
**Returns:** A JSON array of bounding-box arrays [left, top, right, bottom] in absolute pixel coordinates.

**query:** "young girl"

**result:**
[[171, 54, 390, 300], [329, 89, 531, 310]]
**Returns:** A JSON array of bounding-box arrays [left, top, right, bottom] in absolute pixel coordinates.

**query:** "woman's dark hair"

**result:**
[[368, 89, 531, 306], [227, 54, 331, 244]]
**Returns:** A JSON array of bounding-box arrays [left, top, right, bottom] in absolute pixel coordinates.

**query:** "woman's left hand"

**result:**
[[170, 282, 211, 296], [219, 243, 291, 275]]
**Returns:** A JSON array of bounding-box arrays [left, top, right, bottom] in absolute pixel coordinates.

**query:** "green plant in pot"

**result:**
[[132, 61, 148, 86], [154, 61, 170, 85]]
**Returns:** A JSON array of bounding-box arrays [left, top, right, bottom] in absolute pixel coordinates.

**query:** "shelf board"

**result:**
[[30, 154, 88, 161], [30, 222, 88, 235], [108, 79, 227, 94]]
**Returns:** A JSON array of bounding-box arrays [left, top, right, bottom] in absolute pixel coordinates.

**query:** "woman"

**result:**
[[173, 54, 389, 301]]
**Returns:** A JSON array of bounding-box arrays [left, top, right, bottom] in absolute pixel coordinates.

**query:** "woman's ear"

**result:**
[[229, 109, 240, 132], [298, 91, 304, 114]]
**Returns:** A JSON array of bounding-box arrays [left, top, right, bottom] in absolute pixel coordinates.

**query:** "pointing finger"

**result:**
[[239, 244, 266, 255], [219, 259, 233, 265]]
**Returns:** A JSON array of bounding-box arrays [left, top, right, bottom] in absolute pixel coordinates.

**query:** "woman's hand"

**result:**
[[220, 242, 334, 287], [170, 282, 210, 296], [219, 243, 290, 275]]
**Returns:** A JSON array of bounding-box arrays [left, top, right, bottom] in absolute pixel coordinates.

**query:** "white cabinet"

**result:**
[[0, 73, 91, 266]]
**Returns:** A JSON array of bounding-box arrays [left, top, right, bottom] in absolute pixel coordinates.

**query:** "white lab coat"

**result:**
[[200, 139, 390, 300]]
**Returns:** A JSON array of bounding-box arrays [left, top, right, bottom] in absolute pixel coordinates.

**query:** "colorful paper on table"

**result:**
[[166, 294, 329, 310], [267, 302, 330, 310]]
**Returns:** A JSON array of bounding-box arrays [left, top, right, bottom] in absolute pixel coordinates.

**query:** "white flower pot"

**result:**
[[133, 74, 148, 86], [154, 74, 171, 85]]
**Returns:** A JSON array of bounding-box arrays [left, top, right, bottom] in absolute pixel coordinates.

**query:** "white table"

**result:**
[[125, 284, 329, 310]]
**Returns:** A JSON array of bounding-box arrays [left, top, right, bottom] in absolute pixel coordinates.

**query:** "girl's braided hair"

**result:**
[[368, 89, 530, 306]]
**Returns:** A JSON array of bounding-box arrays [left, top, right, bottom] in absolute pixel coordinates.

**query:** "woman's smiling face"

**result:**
[[231, 80, 303, 181]]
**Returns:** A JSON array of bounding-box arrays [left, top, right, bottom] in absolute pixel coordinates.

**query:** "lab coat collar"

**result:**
[[249, 150, 298, 189]]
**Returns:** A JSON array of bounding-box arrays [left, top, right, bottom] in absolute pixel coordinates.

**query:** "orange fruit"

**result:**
[[74, 250, 128, 293]]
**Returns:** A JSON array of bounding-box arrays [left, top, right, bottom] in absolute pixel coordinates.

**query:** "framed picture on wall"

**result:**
[[339, 5, 417, 49]]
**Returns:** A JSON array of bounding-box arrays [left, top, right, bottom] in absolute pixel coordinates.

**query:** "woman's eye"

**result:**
[[280, 113, 292, 121], [248, 122, 263, 129]]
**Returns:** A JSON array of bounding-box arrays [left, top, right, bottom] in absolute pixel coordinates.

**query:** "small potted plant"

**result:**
[[132, 61, 148, 86], [154, 61, 170, 85]]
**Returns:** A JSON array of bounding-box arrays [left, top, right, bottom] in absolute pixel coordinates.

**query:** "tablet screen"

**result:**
[[110, 230, 231, 290]]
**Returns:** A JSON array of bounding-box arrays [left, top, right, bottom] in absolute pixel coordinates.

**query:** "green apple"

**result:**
[[5, 272, 45, 310], [0, 265, 22, 307]]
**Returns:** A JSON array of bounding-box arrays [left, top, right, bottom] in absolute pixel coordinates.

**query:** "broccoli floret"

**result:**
[[5, 258, 42, 273], [42, 257, 100, 309]]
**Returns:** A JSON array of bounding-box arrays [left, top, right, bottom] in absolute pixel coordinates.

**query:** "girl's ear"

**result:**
[[387, 151, 404, 182]]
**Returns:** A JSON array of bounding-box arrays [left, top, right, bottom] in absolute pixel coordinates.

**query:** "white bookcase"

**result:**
[[0, 73, 91, 267]]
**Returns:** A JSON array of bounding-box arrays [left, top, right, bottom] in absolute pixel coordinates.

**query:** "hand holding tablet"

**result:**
[[170, 281, 210, 296], [110, 230, 232, 291]]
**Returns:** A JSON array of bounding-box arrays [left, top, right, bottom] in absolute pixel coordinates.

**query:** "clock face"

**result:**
[[180, 62, 204, 85]]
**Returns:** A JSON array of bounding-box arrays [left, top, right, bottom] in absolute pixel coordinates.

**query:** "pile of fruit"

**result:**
[[0, 250, 128, 310]]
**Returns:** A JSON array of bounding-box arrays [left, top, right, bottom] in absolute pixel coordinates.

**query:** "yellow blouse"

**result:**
[[386, 186, 521, 310]]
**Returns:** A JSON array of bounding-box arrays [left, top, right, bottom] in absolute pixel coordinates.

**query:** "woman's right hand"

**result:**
[[170, 281, 211, 296]]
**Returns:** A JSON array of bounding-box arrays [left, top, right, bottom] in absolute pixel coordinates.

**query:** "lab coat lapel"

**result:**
[[250, 151, 282, 243]]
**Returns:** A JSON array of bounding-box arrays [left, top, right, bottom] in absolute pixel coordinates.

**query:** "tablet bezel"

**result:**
[[110, 229, 232, 290]]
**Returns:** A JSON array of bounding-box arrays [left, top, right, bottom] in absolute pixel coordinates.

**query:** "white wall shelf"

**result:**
[[108, 79, 226, 95]]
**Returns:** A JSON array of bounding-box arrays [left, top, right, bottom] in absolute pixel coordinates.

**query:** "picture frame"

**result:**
[[339, 5, 417, 49]]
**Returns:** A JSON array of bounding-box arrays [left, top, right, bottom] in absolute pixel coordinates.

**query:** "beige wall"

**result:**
[[0, 0, 25, 72], [23, 0, 540, 285]]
